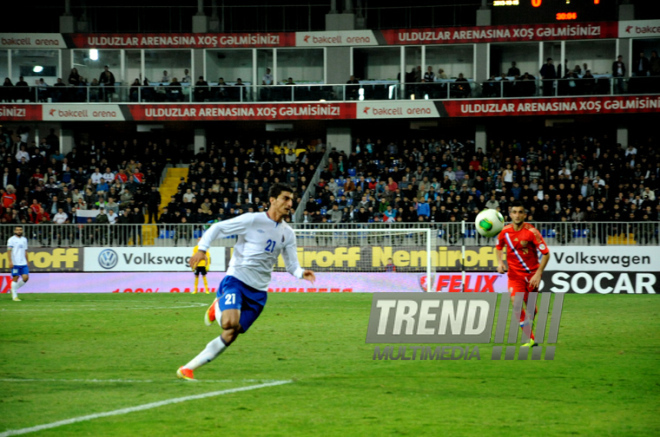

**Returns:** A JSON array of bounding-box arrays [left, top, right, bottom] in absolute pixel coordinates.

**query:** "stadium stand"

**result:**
[[0, 128, 325, 245]]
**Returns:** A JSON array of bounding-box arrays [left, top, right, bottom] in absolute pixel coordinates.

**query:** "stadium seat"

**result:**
[[158, 230, 175, 239], [542, 229, 557, 238], [348, 168, 356, 177], [572, 228, 588, 239]]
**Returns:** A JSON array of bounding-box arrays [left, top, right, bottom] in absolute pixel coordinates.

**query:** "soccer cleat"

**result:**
[[204, 298, 218, 326], [205, 289, 210, 295], [177, 366, 195, 381], [521, 339, 539, 348], [12, 297, 21, 302], [192, 289, 197, 295]]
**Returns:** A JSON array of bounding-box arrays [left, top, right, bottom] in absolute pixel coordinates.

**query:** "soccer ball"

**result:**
[[475, 209, 505, 238]]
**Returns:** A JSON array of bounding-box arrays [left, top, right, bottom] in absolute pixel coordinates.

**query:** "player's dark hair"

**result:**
[[511, 200, 525, 211], [268, 182, 294, 200]]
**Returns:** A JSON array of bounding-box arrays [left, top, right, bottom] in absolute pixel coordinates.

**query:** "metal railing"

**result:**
[[293, 146, 332, 223], [2, 221, 657, 248], [1, 76, 658, 105]]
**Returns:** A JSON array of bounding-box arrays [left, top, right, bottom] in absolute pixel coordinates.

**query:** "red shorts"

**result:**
[[508, 275, 538, 298]]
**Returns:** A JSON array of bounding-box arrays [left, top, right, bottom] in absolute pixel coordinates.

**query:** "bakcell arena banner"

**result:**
[[2, 97, 659, 122]]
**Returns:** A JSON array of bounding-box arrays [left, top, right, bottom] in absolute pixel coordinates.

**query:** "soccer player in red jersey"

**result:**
[[496, 201, 550, 347]]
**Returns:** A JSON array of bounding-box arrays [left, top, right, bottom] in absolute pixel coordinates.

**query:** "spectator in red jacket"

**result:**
[[3, 185, 17, 208]]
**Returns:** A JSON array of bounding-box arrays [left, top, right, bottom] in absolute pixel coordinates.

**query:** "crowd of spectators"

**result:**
[[301, 134, 659, 243], [0, 128, 325, 245], [0, 66, 121, 103], [1, 124, 658, 246], [161, 138, 324, 235], [0, 126, 172, 243]]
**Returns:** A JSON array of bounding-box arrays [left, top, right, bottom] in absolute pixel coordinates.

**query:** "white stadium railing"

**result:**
[[1, 221, 658, 248]]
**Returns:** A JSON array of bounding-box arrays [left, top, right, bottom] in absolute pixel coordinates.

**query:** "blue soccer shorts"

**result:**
[[217, 275, 268, 333], [11, 265, 29, 277]]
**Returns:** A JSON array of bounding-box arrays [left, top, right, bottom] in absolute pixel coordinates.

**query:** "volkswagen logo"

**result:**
[[98, 249, 119, 270]]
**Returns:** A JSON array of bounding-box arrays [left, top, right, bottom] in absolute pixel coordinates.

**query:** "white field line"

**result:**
[[0, 379, 292, 437], [0, 303, 209, 312], [0, 378, 283, 384]]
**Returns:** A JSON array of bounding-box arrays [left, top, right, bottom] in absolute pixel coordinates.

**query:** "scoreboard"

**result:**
[[491, 0, 617, 25]]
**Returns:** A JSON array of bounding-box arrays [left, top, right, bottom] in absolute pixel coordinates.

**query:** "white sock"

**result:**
[[16, 278, 26, 289], [184, 337, 228, 370], [10, 281, 18, 299]]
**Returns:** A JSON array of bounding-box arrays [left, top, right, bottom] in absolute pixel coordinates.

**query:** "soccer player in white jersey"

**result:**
[[7, 226, 30, 301], [177, 183, 315, 380]]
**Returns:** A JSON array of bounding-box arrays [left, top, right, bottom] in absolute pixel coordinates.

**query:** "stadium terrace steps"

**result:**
[[607, 234, 637, 245], [159, 167, 189, 213], [141, 167, 188, 245]]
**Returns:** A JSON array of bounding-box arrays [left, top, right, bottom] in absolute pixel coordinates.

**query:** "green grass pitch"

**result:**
[[1, 293, 659, 436]]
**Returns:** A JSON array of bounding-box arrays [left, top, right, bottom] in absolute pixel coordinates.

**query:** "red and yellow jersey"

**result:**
[[496, 223, 549, 278], [192, 245, 211, 269]]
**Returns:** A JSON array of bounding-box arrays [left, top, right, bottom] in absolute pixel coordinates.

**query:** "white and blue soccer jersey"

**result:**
[[198, 212, 304, 291], [7, 235, 28, 266]]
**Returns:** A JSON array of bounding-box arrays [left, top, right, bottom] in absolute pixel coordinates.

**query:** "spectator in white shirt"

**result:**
[[15, 145, 30, 162], [643, 187, 656, 201], [183, 188, 195, 203], [181, 69, 192, 83], [102, 167, 115, 184], [91, 168, 103, 185], [53, 208, 68, 224], [107, 209, 118, 224], [262, 68, 273, 85]]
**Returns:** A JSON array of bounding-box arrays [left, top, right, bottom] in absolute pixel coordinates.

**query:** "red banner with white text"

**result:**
[[440, 96, 660, 117], [0, 105, 43, 121], [380, 21, 619, 45], [1, 96, 658, 122], [126, 103, 356, 121], [68, 32, 295, 49]]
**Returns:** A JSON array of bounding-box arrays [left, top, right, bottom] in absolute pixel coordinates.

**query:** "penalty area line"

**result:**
[[0, 379, 292, 437]]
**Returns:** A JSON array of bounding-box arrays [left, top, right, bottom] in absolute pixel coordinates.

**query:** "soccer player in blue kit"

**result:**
[[178, 183, 316, 380]]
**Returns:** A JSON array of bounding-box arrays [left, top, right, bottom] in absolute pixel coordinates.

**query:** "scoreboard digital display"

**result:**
[[492, 0, 617, 25]]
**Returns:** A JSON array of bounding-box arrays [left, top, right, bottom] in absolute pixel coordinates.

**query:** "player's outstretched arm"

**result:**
[[198, 214, 254, 250], [190, 215, 254, 269], [282, 233, 314, 282]]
